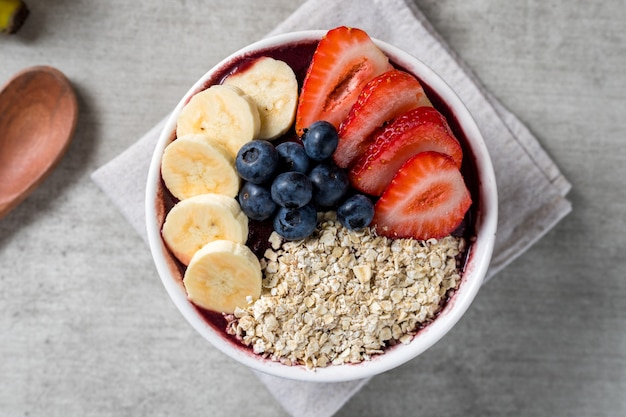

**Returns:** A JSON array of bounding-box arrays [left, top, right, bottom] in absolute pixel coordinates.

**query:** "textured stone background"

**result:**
[[1, 1, 625, 416]]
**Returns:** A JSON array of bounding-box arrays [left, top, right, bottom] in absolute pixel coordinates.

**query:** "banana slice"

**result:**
[[183, 240, 262, 314], [223, 57, 298, 140], [176, 84, 261, 157], [162, 193, 248, 265], [161, 134, 240, 200]]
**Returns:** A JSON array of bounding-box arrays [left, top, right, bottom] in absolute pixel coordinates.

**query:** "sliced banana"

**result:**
[[176, 84, 261, 157], [183, 240, 262, 314], [161, 134, 240, 200], [162, 193, 248, 265], [223, 57, 298, 140]]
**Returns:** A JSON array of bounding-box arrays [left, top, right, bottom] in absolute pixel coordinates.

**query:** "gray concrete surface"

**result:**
[[1, 1, 625, 416]]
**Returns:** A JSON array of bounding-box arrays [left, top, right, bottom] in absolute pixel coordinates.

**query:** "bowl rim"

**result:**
[[145, 29, 498, 382]]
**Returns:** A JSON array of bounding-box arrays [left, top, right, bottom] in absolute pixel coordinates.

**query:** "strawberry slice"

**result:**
[[349, 106, 463, 196], [333, 69, 432, 168], [372, 151, 471, 241], [295, 26, 393, 136]]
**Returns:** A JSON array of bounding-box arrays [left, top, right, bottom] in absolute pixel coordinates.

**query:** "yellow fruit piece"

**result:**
[[161, 194, 248, 265], [183, 240, 262, 314], [0, 0, 29, 34], [176, 85, 260, 158], [161, 134, 240, 200], [223, 57, 298, 140]]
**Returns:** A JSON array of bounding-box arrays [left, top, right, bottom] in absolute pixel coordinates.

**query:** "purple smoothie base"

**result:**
[[160, 39, 480, 356]]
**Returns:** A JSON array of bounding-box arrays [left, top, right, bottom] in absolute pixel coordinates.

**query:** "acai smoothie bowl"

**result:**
[[146, 27, 497, 382]]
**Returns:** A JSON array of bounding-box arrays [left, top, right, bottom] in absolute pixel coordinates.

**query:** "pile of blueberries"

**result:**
[[236, 121, 375, 240]]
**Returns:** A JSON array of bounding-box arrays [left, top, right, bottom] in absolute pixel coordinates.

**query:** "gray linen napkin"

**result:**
[[91, 0, 572, 415]]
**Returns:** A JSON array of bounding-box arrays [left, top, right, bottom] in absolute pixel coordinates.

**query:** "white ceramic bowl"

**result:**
[[146, 30, 498, 382]]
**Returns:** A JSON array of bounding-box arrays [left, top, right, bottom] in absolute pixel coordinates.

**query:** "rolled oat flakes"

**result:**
[[225, 212, 465, 369]]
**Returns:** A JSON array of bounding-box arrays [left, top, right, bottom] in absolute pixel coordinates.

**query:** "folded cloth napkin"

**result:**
[[91, 0, 572, 415]]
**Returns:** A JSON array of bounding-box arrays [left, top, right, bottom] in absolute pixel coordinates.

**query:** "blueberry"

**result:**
[[238, 182, 276, 221], [273, 204, 317, 240], [308, 163, 349, 207], [235, 140, 279, 184], [337, 194, 375, 231], [276, 141, 310, 173], [302, 120, 339, 161], [271, 171, 313, 209]]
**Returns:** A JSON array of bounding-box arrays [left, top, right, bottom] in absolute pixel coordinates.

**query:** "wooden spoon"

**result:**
[[0, 66, 78, 219]]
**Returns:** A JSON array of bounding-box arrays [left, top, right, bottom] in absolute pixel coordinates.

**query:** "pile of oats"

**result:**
[[225, 212, 465, 369]]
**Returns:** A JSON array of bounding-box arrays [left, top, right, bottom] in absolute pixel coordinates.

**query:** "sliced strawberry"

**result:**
[[372, 151, 471, 240], [349, 106, 463, 196], [295, 26, 393, 136], [333, 69, 432, 168]]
